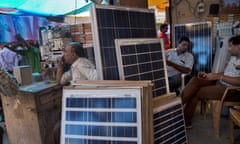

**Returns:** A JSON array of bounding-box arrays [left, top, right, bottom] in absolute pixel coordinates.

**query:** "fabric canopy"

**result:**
[[0, 0, 93, 16]]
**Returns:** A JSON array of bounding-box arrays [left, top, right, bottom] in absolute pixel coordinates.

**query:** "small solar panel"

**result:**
[[61, 88, 143, 144], [153, 95, 188, 144], [91, 4, 157, 80], [115, 38, 169, 97]]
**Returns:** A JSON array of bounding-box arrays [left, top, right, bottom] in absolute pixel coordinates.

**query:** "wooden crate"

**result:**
[[1, 82, 62, 144]]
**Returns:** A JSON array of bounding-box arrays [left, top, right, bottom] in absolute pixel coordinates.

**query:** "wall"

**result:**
[[169, 0, 240, 47], [170, 0, 219, 24], [64, 16, 91, 25]]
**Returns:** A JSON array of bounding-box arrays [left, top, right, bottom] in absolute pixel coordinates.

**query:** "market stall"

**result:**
[[0, 69, 62, 144]]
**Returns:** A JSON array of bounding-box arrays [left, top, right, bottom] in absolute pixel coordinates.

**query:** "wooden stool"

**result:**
[[229, 108, 240, 144]]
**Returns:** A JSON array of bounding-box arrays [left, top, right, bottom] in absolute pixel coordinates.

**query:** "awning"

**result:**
[[0, 0, 93, 16]]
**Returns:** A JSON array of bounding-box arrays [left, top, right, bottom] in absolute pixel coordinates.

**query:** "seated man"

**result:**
[[166, 36, 194, 94], [53, 42, 98, 144], [56, 42, 97, 85], [181, 35, 240, 128]]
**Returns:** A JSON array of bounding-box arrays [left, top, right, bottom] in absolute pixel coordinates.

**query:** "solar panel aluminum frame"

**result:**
[[90, 4, 156, 80], [61, 81, 154, 144], [114, 38, 170, 96], [90, 4, 102, 79]]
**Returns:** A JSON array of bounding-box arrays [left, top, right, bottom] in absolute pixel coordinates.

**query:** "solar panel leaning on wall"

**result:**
[[114, 38, 169, 97], [91, 4, 157, 80], [174, 22, 212, 76]]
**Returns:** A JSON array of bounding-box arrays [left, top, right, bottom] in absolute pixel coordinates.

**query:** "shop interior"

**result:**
[[0, 0, 239, 144]]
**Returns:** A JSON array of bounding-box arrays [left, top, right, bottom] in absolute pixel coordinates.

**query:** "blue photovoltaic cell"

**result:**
[[112, 126, 137, 137], [113, 98, 136, 108], [92, 5, 156, 80], [66, 111, 110, 122], [66, 98, 110, 108], [65, 124, 111, 136], [66, 97, 136, 108], [65, 125, 138, 137], [64, 138, 138, 144], [112, 112, 137, 122], [65, 111, 137, 123]]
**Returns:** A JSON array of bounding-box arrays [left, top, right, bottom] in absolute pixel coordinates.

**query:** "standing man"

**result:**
[[181, 35, 240, 128], [158, 23, 170, 50], [166, 36, 194, 94], [15, 34, 41, 73]]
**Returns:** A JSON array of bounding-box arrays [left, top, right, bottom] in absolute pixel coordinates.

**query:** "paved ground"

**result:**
[[187, 104, 240, 144]]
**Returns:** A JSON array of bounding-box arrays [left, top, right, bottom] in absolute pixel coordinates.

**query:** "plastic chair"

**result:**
[[201, 36, 240, 136]]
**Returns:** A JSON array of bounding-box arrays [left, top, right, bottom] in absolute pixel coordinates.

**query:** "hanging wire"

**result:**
[[74, 0, 77, 24]]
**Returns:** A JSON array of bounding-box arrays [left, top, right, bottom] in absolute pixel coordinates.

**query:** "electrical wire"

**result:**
[[74, 0, 77, 24], [173, 0, 205, 22], [184, 0, 206, 20], [174, 0, 182, 6], [184, 0, 195, 16]]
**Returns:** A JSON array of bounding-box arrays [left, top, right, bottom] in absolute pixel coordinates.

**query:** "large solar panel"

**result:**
[[91, 4, 157, 80], [115, 38, 169, 97], [174, 22, 212, 77]]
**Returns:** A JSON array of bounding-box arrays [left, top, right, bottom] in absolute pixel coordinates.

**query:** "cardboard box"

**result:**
[[13, 65, 32, 86]]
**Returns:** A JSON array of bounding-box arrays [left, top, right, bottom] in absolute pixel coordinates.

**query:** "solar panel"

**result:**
[[115, 38, 169, 97], [174, 22, 212, 76], [61, 88, 142, 144], [61, 81, 154, 144], [153, 95, 188, 144], [91, 4, 157, 80]]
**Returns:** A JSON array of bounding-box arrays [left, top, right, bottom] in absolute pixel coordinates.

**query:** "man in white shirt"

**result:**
[[54, 42, 97, 144], [181, 35, 240, 128], [166, 36, 194, 94], [56, 42, 97, 85]]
